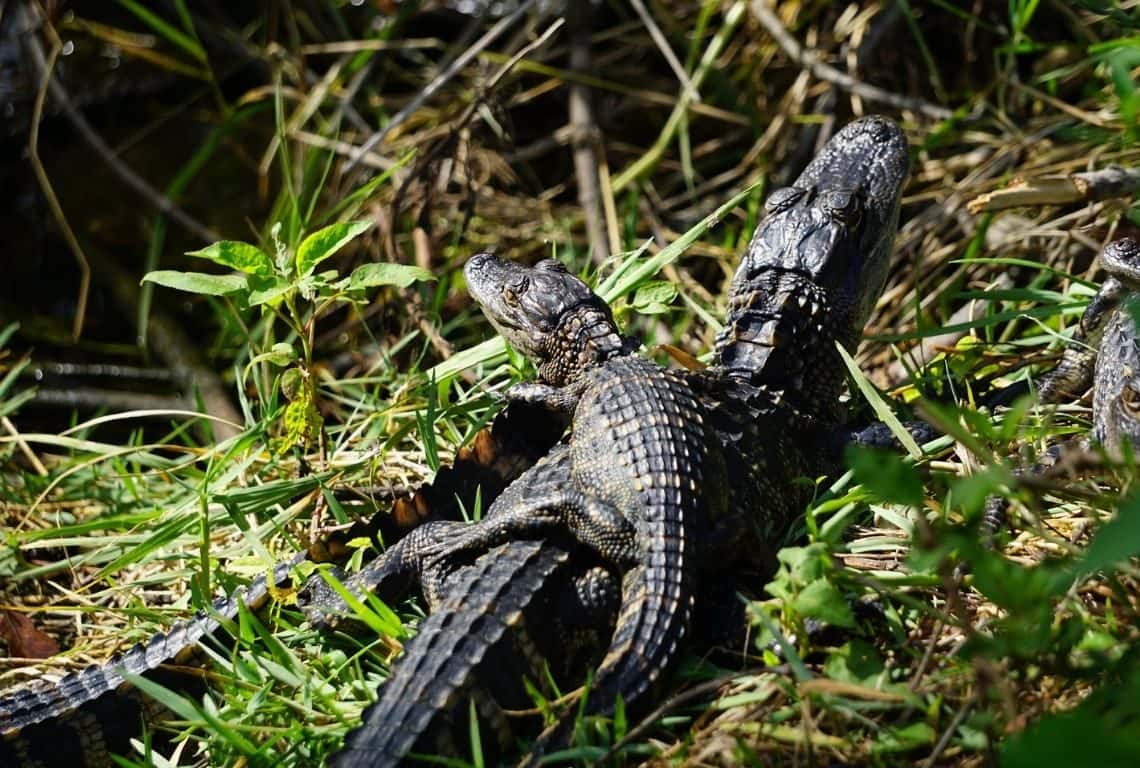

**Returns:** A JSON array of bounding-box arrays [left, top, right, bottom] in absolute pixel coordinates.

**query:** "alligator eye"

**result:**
[[1121, 382, 1140, 417], [536, 259, 568, 274], [764, 187, 806, 215], [822, 190, 862, 227], [502, 277, 530, 306]]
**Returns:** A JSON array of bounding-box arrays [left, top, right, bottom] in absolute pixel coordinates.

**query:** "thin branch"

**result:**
[[567, 1, 611, 264], [345, 0, 539, 171], [20, 2, 90, 341], [749, 0, 954, 121], [968, 166, 1140, 214], [628, 0, 701, 103], [20, 5, 220, 245], [3, 417, 48, 477]]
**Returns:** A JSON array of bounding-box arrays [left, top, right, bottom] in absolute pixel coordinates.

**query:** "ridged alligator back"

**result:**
[[565, 356, 720, 712], [716, 115, 909, 422]]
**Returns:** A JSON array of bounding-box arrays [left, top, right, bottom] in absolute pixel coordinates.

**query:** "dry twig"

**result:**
[[20, 5, 219, 246], [345, 0, 539, 171], [749, 0, 954, 121], [967, 166, 1140, 214], [567, 2, 611, 263]]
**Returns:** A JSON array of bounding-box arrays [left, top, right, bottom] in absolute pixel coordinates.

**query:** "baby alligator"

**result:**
[[329, 115, 911, 765]]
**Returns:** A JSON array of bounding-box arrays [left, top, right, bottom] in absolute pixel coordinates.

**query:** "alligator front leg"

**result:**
[[422, 483, 638, 574], [503, 380, 585, 413], [299, 520, 472, 632]]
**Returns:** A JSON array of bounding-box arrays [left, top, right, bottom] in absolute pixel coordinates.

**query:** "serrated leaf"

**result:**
[[187, 241, 273, 277], [142, 270, 248, 296], [347, 262, 435, 290], [296, 220, 372, 277]]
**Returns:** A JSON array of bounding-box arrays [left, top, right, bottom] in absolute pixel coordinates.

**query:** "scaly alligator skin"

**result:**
[[0, 404, 570, 768], [980, 235, 1140, 528], [459, 254, 728, 745], [715, 115, 908, 421], [311, 400, 568, 564], [1008, 236, 1140, 450], [326, 253, 728, 763], [332, 540, 570, 767], [1089, 238, 1140, 451], [0, 115, 911, 767], [982, 237, 1140, 533], [329, 452, 619, 768], [0, 555, 303, 768], [1033, 237, 1140, 451], [330, 115, 911, 765]]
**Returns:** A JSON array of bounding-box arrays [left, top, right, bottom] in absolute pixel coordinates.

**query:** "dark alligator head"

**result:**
[[1092, 237, 1140, 452], [464, 253, 634, 386], [716, 115, 910, 418]]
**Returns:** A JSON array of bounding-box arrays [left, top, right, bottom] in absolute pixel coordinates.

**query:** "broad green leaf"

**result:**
[[872, 722, 935, 753], [845, 446, 925, 507], [822, 641, 886, 687], [633, 280, 678, 307], [247, 275, 294, 307], [142, 270, 247, 297], [268, 343, 296, 366], [633, 280, 678, 315], [296, 220, 373, 277], [970, 546, 1070, 611], [187, 241, 273, 277], [949, 467, 1009, 521], [347, 262, 435, 290], [1002, 659, 1140, 768], [1078, 493, 1140, 576], [792, 578, 855, 628], [249, 344, 296, 372]]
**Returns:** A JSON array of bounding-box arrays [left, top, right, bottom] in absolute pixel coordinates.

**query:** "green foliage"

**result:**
[[845, 446, 925, 507], [765, 543, 855, 629], [631, 280, 678, 315], [1077, 492, 1140, 575], [142, 269, 248, 296], [189, 240, 276, 277], [144, 219, 436, 323], [1002, 650, 1140, 768]]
